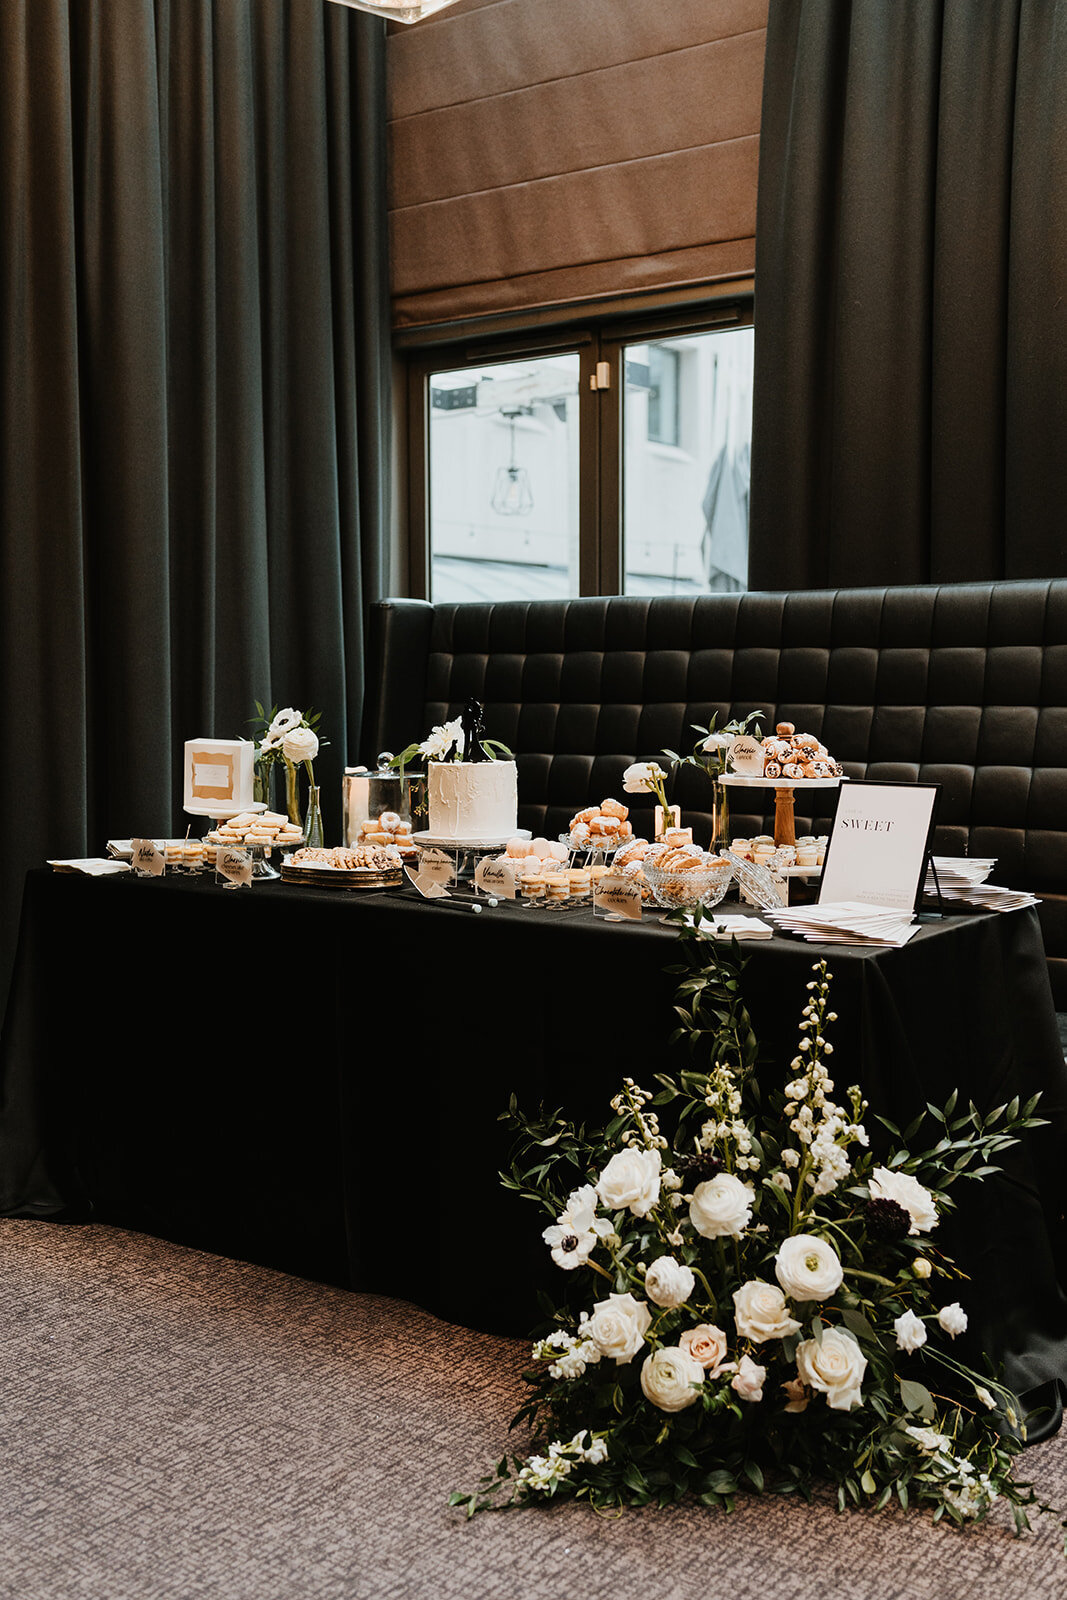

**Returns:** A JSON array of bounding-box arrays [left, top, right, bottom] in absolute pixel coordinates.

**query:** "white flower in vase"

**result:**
[[282, 726, 319, 765], [270, 707, 303, 735]]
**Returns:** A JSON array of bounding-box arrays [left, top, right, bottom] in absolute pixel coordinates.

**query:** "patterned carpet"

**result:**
[[1, 1219, 1065, 1600]]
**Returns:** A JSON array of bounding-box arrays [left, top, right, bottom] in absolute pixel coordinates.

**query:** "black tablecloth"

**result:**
[[3, 867, 1066, 1407]]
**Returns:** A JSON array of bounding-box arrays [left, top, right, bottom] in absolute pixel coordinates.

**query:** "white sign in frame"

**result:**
[[818, 780, 940, 913]]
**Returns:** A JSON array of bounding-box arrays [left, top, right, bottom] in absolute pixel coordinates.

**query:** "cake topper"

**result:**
[[461, 699, 489, 762]]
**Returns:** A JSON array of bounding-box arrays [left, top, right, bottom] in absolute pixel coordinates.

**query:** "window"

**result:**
[[401, 291, 753, 602]]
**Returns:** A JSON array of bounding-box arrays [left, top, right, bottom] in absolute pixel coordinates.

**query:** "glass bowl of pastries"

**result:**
[[639, 842, 735, 911]]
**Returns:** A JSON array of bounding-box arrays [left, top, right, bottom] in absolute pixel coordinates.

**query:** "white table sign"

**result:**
[[131, 839, 165, 876], [593, 875, 642, 921], [818, 781, 939, 913], [728, 734, 764, 775], [416, 848, 456, 887], [216, 846, 252, 888], [474, 857, 516, 898]]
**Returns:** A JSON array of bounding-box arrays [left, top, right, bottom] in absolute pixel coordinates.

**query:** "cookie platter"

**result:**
[[280, 843, 404, 891]]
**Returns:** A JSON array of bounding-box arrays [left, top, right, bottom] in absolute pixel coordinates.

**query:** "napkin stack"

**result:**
[[924, 856, 1039, 912], [48, 858, 131, 876], [769, 901, 919, 947]]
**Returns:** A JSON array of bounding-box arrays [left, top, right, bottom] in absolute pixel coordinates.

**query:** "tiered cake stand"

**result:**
[[717, 774, 841, 847]]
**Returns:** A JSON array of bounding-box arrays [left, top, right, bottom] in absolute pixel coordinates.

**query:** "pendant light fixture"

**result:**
[[491, 409, 535, 517], [327, 0, 464, 22]]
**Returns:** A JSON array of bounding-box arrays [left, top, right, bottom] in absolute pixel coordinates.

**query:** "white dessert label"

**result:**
[[594, 875, 642, 920], [405, 864, 450, 899], [216, 847, 252, 887], [474, 858, 516, 898], [729, 734, 764, 775], [131, 839, 165, 876], [416, 848, 456, 887]]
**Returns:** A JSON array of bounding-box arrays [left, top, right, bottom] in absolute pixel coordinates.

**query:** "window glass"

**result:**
[[428, 354, 581, 603], [622, 327, 754, 596]]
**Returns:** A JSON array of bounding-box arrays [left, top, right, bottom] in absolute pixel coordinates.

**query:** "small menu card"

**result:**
[[474, 857, 516, 899], [131, 839, 165, 877], [594, 874, 642, 920]]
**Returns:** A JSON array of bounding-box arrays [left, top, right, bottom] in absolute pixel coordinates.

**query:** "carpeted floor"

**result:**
[[1, 1220, 1065, 1600]]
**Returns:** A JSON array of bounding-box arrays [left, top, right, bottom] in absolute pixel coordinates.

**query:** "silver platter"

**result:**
[[280, 862, 403, 891]]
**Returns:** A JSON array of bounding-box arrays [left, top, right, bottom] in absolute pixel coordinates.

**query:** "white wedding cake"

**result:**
[[427, 760, 518, 840]]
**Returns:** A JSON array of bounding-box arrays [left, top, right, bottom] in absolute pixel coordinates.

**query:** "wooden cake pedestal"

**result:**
[[717, 774, 841, 847]]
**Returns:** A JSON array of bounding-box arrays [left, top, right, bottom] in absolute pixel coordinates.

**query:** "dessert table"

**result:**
[[2, 866, 1066, 1418]]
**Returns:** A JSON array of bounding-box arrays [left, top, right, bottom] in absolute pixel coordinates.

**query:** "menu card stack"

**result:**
[[769, 902, 920, 947], [925, 856, 1039, 912]]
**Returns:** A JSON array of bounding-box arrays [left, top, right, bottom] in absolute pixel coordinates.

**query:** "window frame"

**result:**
[[396, 282, 754, 602]]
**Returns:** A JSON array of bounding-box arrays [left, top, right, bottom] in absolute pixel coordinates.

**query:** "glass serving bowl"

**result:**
[[640, 857, 734, 911]]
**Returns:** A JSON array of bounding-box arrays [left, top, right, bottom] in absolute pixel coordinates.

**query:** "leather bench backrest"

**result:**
[[362, 581, 1067, 891]]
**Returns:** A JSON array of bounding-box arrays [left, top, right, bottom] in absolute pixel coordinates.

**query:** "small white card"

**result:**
[[416, 848, 456, 887], [594, 875, 642, 920], [728, 734, 764, 775], [131, 838, 165, 876], [475, 858, 516, 898], [216, 846, 252, 887]]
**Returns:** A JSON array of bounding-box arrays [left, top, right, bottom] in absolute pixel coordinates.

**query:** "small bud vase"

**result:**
[[303, 784, 324, 849]]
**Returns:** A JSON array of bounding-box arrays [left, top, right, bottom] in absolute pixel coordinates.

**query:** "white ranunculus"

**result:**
[[639, 1346, 704, 1412], [774, 1234, 844, 1303], [644, 1255, 695, 1310], [282, 725, 319, 765], [732, 1280, 803, 1343], [585, 1292, 652, 1365], [894, 1309, 927, 1353], [868, 1166, 938, 1235], [419, 718, 464, 762], [678, 1323, 731, 1376], [270, 707, 303, 734], [596, 1146, 662, 1217], [622, 761, 667, 795], [796, 1326, 867, 1411], [937, 1302, 968, 1339], [730, 1353, 767, 1403], [689, 1172, 754, 1240]]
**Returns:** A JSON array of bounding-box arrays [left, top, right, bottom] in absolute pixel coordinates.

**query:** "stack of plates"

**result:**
[[770, 901, 919, 947], [925, 856, 1039, 912]]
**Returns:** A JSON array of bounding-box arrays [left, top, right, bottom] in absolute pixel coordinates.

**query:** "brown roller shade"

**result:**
[[388, 0, 768, 329]]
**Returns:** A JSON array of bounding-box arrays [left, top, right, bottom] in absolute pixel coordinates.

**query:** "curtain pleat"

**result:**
[[749, 0, 1067, 591], [0, 0, 389, 1022]]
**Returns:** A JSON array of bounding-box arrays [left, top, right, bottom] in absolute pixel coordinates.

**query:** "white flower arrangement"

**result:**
[[249, 702, 328, 832], [453, 940, 1058, 1539]]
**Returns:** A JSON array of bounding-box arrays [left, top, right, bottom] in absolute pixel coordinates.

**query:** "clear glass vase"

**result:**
[[709, 773, 730, 852], [304, 784, 324, 849]]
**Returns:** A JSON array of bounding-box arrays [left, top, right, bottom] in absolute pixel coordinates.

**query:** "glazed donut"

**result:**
[[379, 811, 402, 831], [600, 798, 629, 821]]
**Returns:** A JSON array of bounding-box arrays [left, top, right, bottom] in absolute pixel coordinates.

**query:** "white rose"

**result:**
[[269, 707, 302, 734], [639, 1346, 704, 1412], [644, 1255, 695, 1310], [894, 1309, 927, 1353], [622, 761, 667, 795], [912, 1257, 932, 1279], [732, 1280, 803, 1343], [596, 1146, 662, 1217], [937, 1302, 968, 1339], [585, 1292, 652, 1365], [282, 725, 319, 764], [678, 1323, 731, 1376], [796, 1327, 867, 1411], [730, 1353, 767, 1403], [774, 1234, 844, 1303], [868, 1167, 938, 1235], [689, 1172, 754, 1240]]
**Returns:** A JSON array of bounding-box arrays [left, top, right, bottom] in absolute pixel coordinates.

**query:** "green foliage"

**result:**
[[456, 938, 1060, 1543]]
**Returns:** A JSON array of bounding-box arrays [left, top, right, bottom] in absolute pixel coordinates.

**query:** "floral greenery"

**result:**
[[451, 923, 1062, 1541], [663, 710, 767, 780], [248, 703, 328, 824], [388, 717, 512, 773]]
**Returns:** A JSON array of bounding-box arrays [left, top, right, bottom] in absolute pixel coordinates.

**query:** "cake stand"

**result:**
[[717, 773, 840, 848]]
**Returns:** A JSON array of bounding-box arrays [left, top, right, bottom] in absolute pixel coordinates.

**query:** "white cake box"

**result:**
[[184, 738, 256, 816]]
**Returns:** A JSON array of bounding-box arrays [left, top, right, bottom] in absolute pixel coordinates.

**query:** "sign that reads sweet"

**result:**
[[818, 781, 940, 913]]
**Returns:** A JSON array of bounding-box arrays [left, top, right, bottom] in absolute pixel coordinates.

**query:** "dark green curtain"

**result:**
[[0, 0, 388, 1020], [749, 0, 1067, 590]]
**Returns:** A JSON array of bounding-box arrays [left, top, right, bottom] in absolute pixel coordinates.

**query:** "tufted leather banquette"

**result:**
[[361, 581, 1067, 1002]]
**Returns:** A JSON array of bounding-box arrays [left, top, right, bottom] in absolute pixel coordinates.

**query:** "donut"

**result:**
[[600, 798, 629, 821], [379, 811, 402, 832]]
